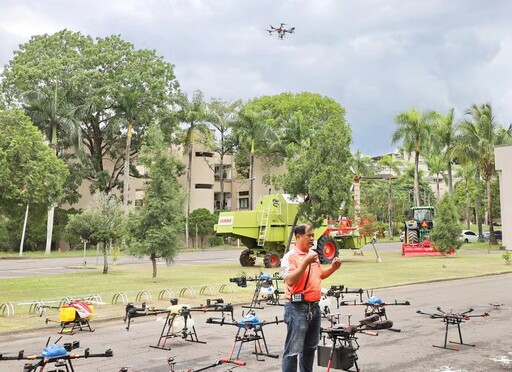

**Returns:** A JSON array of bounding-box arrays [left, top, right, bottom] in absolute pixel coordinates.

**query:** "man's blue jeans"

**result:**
[[282, 301, 321, 372]]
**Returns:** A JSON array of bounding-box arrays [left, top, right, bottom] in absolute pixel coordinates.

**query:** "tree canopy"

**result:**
[[1, 29, 180, 197], [0, 109, 68, 210], [244, 92, 353, 224]]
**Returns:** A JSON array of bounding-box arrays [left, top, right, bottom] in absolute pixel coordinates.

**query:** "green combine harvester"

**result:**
[[214, 194, 367, 268]]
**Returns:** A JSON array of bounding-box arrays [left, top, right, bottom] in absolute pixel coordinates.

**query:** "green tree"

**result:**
[[207, 99, 240, 211], [376, 155, 401, 239], [429, 194, 462, 254], [66, 194, 124, 274], [125, 124, 185, 282], [454, 164, 476, 229], [452, 103, 512, 244], [392, 108, 437, 206], [235, 105, 276, 208], [189, 208, 218, 247], [425, 154, 446, 199], [22, 85, 83, 255], [1, 29, 179, 196], [434, 108, 457, 194], [174, 90, 213, 246], [0, 109, 68, 209]]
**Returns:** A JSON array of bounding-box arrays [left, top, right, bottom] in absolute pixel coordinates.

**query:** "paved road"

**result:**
[[0, 249, 244, 278], [0, 241, 402, 279], [1, 244, 512, 371]]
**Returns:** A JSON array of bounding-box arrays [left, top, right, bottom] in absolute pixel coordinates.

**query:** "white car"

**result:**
[[458, 229, 479, 243]]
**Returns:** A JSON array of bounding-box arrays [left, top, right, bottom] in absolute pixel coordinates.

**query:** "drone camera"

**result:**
[[229, 277, 247, 287], [170, 298, 178, 306]]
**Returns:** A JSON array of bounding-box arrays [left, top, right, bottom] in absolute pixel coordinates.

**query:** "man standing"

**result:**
[[280, 223, 342, 372]]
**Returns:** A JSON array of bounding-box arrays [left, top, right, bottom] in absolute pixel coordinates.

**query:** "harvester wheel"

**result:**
[[239, 249, 256, 267], [263, 251, 281, 268], [408, 230, 419, 244], [316, 236, 339, 264]]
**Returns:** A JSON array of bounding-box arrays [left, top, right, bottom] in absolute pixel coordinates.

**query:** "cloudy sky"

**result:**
[[1, 0, 511, 156]]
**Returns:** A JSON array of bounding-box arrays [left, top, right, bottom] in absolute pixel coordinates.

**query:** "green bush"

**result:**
[[429, 194, 462, 254], [208, 235, 224, 247]]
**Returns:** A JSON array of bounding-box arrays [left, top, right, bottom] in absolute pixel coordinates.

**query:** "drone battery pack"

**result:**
[[317, 345, 356, 370]]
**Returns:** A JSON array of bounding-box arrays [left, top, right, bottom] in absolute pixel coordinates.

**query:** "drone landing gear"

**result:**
[[46, 318, 95, 335], [226, 325, 278, 363], [149, 311, 205, 351], [432, 318, 475, 351]]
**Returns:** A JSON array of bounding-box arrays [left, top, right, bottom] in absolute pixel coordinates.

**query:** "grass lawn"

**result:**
[[1, 247, 511, 333]]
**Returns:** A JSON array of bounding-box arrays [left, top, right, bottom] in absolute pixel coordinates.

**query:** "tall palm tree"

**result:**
[[425, 154, 446, 199], [453, 103, 512, 243], [235, 108, 274, 210], [114, 89, 140, 214], [392, 108, 437, 206], [175, 90, 212, 246], [434, 108, 457, 194], [23, 84, 82, 255], [208, 99, 240, 212], [377, 155, 401, 239], [455, 164, 476, 230]]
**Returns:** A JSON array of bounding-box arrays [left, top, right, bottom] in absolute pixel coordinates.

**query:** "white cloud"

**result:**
[[0, 0, 511, 156]]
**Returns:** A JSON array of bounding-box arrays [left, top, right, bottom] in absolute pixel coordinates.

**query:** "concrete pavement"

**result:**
[[1, 273, 511, 371]]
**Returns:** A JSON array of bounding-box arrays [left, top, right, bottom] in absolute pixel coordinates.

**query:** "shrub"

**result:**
[[208, 235, 224, 247], [429, 194, 462, 254]]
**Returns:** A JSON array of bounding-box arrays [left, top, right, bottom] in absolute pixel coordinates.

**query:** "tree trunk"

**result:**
[[103, 242, 109, 274], [465, 180, 470, 230], [249, 142, 254, 210], [475, 170, 483, 238], [123, 123, 132, 214], [388, 177, 393, 239], [447, 161, 453, 195], [285, 214, 300, 253], [45, 206, 55, 256], [151, 254, 157, 283], [486, 175, 497, 245], [185, 143, 193, 247], [414, 149, 420, 206]]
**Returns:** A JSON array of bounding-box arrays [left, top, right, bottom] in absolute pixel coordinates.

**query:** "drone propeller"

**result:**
[[287, 27, 296, 33]]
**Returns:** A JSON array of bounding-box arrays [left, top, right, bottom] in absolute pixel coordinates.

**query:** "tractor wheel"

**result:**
[[408, 230, 419, 244], [263, 251, 281, 268], [316, 236, 339, 264], [239, 249, 256, 267]]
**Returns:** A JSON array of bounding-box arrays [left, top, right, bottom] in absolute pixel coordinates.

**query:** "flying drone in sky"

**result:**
[[266, 23, 295, 40]]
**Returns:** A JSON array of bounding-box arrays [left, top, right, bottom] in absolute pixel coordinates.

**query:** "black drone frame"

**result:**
[[325, 285, 365, 308], [417, 307, 489, 351], [124, 299, 234, 351], [165, 356, 246, 372], [319, 315, 378, 372], [230, 273, 285, 310], [206, 311, 283, 364], [0, 337, 113, 372]]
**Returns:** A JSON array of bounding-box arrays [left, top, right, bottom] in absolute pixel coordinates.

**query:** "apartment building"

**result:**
[[68, 141, 283, 213]]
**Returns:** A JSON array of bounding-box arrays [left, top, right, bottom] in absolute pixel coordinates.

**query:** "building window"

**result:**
[[195, 184, 213, 189], [239, 197, 249, 209], [214, 165, 232, 181], [239, 191, 249, 196], [195, 151, 213, 158]]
